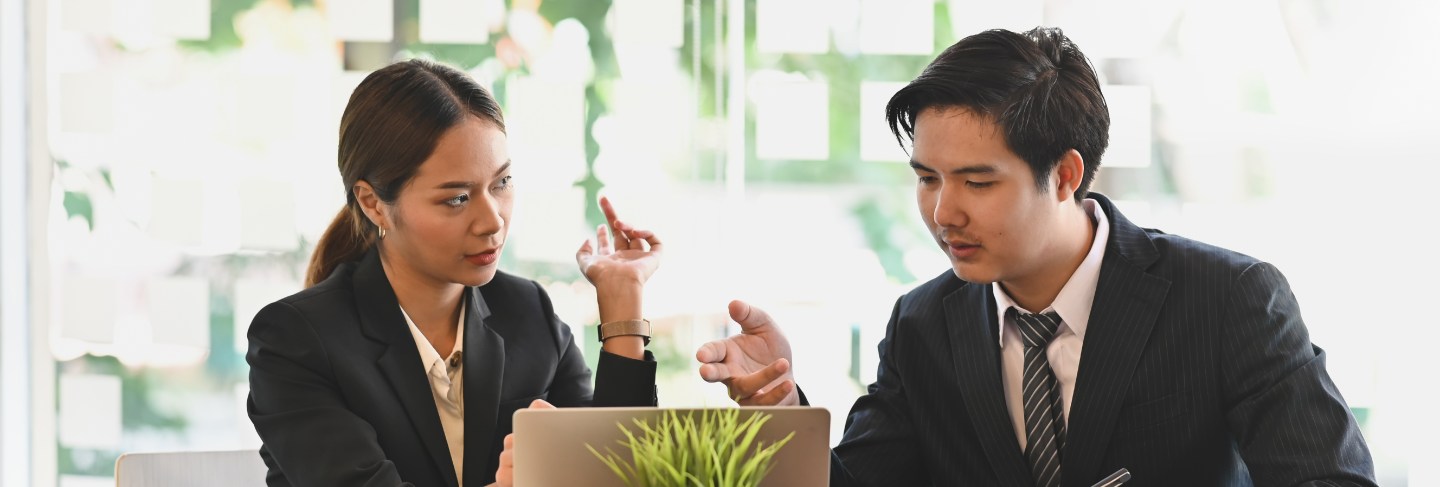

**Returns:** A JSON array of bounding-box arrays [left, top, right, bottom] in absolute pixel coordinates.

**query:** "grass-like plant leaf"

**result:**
[[587, 409, 796, 487]]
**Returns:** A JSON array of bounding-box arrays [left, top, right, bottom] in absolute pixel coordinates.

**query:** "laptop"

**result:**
[[513, 407, 830, 486]]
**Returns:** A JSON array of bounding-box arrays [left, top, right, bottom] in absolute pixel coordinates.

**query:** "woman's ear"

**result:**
[[353, 181, 389, 232], [1052, 149, 1085, 203]]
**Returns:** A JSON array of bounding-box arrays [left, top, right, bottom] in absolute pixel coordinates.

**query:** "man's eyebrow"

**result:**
[[909, 160, 997, 175]]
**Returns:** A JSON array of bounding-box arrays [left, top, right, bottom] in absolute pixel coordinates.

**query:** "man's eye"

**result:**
[[966, 181, 995, 189]]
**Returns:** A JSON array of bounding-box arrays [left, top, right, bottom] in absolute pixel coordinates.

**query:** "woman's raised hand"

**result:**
[[575, 196, 663, 287]]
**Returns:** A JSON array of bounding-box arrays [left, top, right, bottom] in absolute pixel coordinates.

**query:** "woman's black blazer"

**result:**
[[246, 248, 657, 486]]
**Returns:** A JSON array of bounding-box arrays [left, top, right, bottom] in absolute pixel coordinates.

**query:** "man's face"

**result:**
[[911, 107, 1068, 286]]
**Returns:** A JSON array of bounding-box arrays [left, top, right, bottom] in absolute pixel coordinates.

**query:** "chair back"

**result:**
[[115, 450, 266, 487]]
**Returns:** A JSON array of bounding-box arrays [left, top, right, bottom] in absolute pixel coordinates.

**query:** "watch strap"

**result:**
[[598, 319, 651, 345]]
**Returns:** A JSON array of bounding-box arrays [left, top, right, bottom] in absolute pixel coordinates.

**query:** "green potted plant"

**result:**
[[587, 409, 795, 487]]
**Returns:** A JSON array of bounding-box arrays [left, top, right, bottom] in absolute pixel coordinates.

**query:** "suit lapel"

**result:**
[[353, 249, 461, 487], [944, 282, 1032, 485], [1062, 194, 1170, 486], [462, 286, 505, 486]]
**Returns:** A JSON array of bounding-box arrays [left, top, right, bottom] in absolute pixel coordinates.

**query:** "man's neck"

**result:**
[[1000, 203, 1097, 313]]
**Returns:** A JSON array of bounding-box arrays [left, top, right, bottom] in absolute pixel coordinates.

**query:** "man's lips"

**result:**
[[945, 240, 980, 259]]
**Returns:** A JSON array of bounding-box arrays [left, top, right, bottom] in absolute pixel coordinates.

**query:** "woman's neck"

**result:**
[[379, 250, 465, 345]]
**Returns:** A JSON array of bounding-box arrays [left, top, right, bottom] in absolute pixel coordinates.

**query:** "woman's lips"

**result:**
[[465, 248, 499, 266]]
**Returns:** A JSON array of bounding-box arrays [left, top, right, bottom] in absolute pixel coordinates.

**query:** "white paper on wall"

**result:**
[[238, 179, 299, 251], [945, 0, 1042, 40], [612, 0, 684, 49], [505, 77, 587, 179], [60, 0, 115, 35], [859, 0, 933, 55], [59, 72, 116, 134], [58, 374, 122, 449], [859, 81, 909, 162], [419, 0, 491, 44], [753, 79, 829, 161], [61, 276, 117, 343], [234, 74, 300, 143], [147, 276, 210, 350], [148, 177, 206, 246], [328, 0, 394, 42], [756, 0, 829, 54], [152, 0, 211, 40]]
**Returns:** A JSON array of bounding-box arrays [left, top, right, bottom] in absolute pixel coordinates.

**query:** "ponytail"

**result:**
[[305, 205, 375, 287]]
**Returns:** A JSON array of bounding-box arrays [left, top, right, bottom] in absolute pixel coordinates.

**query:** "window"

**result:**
[[25, 0, 1436, 485]]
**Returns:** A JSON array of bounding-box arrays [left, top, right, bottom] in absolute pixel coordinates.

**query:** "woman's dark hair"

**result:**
[[305, 59, 506, 287], [886, 27, 1109, 200]]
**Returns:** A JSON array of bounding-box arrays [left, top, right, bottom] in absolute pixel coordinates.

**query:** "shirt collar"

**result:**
[[993, 198, 1110, 345], [401, 299, 466, 371]]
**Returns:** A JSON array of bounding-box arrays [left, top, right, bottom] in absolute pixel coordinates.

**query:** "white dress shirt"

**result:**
[[992, 198, 1109, 451], [401, 302, 466, 484]]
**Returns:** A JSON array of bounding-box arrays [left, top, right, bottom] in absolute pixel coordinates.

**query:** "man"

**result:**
[[695, 27, 1375, 486]]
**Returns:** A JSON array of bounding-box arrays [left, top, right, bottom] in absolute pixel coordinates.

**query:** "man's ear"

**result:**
[[1052, 149, 1086, 203], [353, 180, 389, 231]]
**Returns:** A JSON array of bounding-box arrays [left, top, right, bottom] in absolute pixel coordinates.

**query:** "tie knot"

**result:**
[[1013, 309, 1061, 348]]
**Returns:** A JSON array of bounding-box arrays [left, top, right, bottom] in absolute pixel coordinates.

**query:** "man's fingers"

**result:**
[[745, 379, 796, 406], [727, 358, 790, 398], [697, 363, 732, 383], [529, 399, 556, 409], [728, 300, 778, 334], [504, 433, 515, 449], [695, 340, 728, 364]]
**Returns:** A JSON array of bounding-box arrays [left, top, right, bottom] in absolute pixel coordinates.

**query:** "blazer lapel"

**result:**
[[944, 282, 1032, 485], [462, 286, 505, 486], [353, 249, 461, 487], [1062, 194, 1171, 486]]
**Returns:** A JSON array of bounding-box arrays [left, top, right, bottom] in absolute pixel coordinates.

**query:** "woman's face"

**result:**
[[372, 116, 514, 288]]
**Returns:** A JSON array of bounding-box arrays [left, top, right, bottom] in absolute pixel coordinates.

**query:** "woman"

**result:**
[[246, 59, 662, 487]]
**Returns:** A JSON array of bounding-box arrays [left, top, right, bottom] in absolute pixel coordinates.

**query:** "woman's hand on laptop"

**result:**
[[695, 300, 800, 406], [493, 399, 556, 487]]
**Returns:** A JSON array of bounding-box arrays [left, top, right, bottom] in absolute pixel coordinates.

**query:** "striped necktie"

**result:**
[[1014, 309, 1066, 487]]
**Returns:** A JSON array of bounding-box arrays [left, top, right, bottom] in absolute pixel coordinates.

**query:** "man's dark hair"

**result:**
[[886, 27, 1109, 200]]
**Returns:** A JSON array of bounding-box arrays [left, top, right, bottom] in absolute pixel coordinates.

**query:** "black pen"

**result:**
[[1091, 468, 1131, 487]]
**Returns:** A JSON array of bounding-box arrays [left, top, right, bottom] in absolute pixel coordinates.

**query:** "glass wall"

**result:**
[[23, 0, 1440, 485]]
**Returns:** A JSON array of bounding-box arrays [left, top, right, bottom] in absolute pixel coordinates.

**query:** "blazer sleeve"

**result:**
[[1220, 262, 1377, 486], [828, 297, 930, 487], [529, 280, 657, 408], [246, 301, 413, 487]]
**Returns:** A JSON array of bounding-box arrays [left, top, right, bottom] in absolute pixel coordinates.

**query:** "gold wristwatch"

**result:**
[[598, 319, 651, 345]]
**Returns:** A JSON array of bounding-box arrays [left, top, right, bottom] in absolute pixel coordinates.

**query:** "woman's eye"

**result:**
[[445, 194, 470, 207], [493, 175, 514, 191]]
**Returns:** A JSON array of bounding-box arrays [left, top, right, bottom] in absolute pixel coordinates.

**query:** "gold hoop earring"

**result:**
[[378, 227, 386, 239]]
